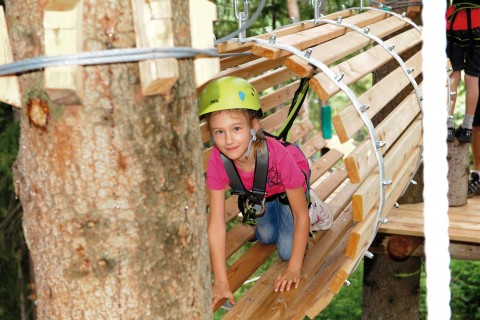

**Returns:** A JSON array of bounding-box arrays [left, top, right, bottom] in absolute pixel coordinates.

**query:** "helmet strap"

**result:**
[[245, 128, 257, 159]]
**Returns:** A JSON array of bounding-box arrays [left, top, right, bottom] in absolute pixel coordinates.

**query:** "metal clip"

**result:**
[[383, 179, 393, 186], [269, 34, 277, 44], [336, 16, 343, 24], [234, 0, 250, 43], [364, 251, 374, 259], [360, 104, 370, 112], [311, 0, 322, 24], [304, 48, 313, 58], [344, 279, 351, 287], [376, 140, 386, 148], [387, 44, 395, 51], [379, 217, 389, 224], [335, 72, 344, 82], [363, 26, 370, 34]]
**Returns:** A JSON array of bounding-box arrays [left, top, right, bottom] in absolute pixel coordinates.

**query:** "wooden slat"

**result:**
[[214, 242, 277, 311], [224, 206, 355, 319], [285, 15, 410, 78], [216, 9, 355, 54], [44, 0, 83, 104], [310, 28, 422, 100], [131, 0, 179, 95], [196, 56, 288, 94], [333, 51, 423, 143], [344, 90, 421, 184], [190, 0, 220, 88], [225, 223, 255, 258], [346, 147, 422, 257], [309, 148, 344, 182], [252, 10, 388, 60], [220, 53, 259, 70], [0, 7, 21, 108], [260, 80, 301, 112], [351, 119, 422, 221], [249, 67, 298, 93]]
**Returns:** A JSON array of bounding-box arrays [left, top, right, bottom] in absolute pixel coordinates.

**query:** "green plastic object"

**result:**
[[321, 105, 332, 139]]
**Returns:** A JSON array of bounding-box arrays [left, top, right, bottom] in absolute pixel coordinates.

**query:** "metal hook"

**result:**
[[311, 0, 322, 25], [234, 0, 250, 43]]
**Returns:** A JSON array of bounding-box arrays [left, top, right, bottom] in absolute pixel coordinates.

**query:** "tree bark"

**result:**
[[362, 255, 421, 320], [447, 140, 469, 206], [7, 0, 211, 318]]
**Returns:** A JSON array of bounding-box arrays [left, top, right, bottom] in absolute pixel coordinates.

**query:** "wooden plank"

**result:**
[[43, 0, 83, 104], [220, 53, 259, 71], [344, 90, 421, 184], [252, 10, 388, 60], [224, 206, 355, 319], [214, 242, 277, 311], [351, 119, 422, 221], [249, 67, 298, 93], [313, 165, 349, 201], [131, 0, 178, 95], [196, 56, 288, 95], [328, 241, 367, 294], [310, 28, 422, 100], [310, 148, 344, 183], [216, 9, 355, 54], [333, 51, 423, 143], [285, 15, 410, 78], [260, 80, 300, 112], [225, 223, 255, 258], [0, 6, 21, 108], [299, 133, 327, 159], [190, 0, 220, 88], [346, 147, 422, 257]]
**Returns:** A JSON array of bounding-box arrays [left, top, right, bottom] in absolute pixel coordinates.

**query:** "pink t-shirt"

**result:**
[[206, 136, 309, 196]]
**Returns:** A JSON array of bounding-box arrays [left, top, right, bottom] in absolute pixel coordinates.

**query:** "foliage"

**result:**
[[0, 104, 32, 320]]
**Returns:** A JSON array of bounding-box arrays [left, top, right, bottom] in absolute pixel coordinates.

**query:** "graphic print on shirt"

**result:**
[[267, 166, 281, 187]]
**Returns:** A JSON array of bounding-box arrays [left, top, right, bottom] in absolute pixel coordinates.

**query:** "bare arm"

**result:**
[[274, 186, 310, 292], [208, 188, 235, 307]]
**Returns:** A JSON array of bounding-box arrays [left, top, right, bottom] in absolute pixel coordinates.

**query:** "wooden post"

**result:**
[[0, 6, 21, 108], [447, 140, 469, 206], [43, 0, 84, 104], [189, 0, 219, 88], [131, 0, 179, 96]]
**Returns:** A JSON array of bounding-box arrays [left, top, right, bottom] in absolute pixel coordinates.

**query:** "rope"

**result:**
[[0, 47, 250, 76]]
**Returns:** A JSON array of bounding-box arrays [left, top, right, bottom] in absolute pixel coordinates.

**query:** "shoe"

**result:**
[[467, 172, 480, 198], [309, 189, 333, 232], [455, 127, 472, 143], [447, 127, 455, 142]]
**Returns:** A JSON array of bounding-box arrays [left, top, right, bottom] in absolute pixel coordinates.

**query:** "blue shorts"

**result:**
[[446, 27, 480, 77]]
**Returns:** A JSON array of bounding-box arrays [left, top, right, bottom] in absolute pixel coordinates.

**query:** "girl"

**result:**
[[198, 76, 332, 308]]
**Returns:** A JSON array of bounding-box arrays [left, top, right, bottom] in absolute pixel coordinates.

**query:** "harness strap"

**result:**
[[275, 77, 311, 141], [221, 140, 269, 205]]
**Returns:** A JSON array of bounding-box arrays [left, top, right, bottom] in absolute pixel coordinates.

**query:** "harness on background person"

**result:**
[[221, 77, 311, 225], [447, 0, 480, 48]]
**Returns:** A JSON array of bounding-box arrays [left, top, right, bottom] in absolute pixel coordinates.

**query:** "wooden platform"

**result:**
[[377, 196, 480, 260]]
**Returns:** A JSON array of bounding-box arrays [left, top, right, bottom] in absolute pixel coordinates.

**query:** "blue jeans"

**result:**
[[255, 198, 294, 261]]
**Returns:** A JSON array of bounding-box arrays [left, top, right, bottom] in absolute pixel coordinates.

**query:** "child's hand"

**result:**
[[274, 269, 302, 292], [212, 283, 235, 309]]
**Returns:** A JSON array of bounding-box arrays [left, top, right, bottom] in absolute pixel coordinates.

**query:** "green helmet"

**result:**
[[198, 76, 262, 117]]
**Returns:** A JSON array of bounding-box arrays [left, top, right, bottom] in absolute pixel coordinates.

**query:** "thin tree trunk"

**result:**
[[287, 0, 299, 21], [7, 0, 211, 318]]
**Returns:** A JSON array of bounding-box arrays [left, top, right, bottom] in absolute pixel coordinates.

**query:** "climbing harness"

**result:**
[[221, 77, 311, 225]]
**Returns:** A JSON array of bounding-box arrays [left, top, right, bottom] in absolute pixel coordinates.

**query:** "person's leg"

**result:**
[[276, 201, 295, 261], [468, 88, 480, 197], [255, 200, 279, 245], [447, 70, 461, 142]]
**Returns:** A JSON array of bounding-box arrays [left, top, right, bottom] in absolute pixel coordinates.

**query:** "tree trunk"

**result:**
[[362, 255, 421, 320], [7, 0, 211, 318], [287, 0, 299, 21]]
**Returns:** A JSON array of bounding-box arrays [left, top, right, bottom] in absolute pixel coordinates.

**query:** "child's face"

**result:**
[[209, 110, 258, 162]]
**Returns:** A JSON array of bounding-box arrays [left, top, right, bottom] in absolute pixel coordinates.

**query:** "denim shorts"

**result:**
[[254, 197, 294, 261]]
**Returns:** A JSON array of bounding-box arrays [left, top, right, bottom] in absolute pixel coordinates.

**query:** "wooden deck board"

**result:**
[[379, 196, 480, 244]]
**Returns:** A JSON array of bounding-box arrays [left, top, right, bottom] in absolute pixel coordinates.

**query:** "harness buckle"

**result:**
[[241, 197, 265, 226]]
